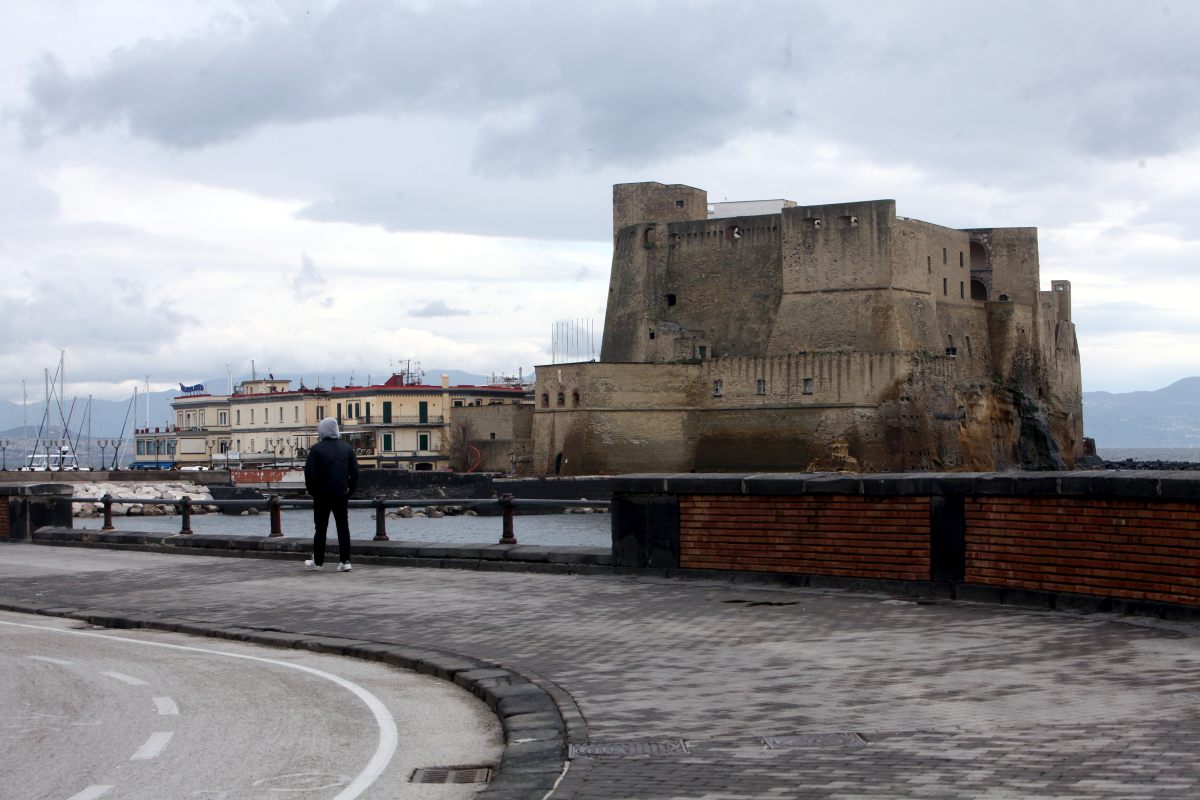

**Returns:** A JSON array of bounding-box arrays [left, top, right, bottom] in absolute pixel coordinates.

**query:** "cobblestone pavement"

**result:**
[[3, 544, 1199, 799]]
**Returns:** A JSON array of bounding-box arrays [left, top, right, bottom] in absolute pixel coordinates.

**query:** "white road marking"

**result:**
[[0, 620, 399, 800], [65, 785, 112, 800], [153, 696, 179, 716], [28, 655, 73, 665], [131, 731, 174, 760], [100, 671, 147, 686]]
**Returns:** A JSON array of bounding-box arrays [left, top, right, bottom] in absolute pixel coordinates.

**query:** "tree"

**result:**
[[445, 416, 478, 472]]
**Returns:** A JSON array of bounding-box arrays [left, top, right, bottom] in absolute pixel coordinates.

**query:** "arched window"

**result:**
[[572, 391, 580, 407], [970, 278, 989, 301], [969, 241, 988, 269], [541, 393, 549, 408], [556, 392, 565, 407]]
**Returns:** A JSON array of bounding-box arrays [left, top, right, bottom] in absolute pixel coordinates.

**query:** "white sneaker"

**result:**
[[336, 562, 352, 572], [304, 559, 322, 571]]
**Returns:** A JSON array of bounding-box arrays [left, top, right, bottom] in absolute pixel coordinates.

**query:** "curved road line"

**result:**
[[0, 620, 399, 800]]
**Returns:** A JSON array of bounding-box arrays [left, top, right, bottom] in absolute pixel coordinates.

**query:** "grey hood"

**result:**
[[317, 417, 340, 439]]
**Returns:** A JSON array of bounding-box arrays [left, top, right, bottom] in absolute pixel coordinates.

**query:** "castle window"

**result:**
[[572, 391, 580, 407], [490, 432, 496, 440], [959, 252, 964, 267], [960, 281, 965, 299], [726, 225, 742, 240], [541, 393, 549, 408], [756, 378, 766, 395], [649, 329, 656, 340], [698, 346, 707, 359], [802, 378, 813, 395], [556, 392, 565, 407], [713, 379, 723, 397], [971, 279, 988, 301], [943, 247, 948, 264], [943, 278, 948, 296], [838, 215, 858, 227], [675, 199, 685, 208], [665, 294, 676, 307]]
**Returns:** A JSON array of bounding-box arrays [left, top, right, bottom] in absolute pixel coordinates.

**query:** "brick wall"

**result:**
[[966, 497, 1200, 606], [680, 494, 930, 581], [0, 498, 9, 539]]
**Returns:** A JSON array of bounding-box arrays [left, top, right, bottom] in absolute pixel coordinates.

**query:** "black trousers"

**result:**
[[312, 495, 351, 566]]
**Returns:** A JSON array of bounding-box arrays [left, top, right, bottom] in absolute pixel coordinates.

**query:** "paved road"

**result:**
[[0, 608, 501, 800], [2, 543, 1200, 799]]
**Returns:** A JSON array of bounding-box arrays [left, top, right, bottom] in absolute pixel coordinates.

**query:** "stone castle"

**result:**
[[532, 181, 1084, 474]]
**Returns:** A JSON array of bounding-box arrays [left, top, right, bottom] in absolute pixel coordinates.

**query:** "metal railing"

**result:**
[[65, 494, 608, 546]]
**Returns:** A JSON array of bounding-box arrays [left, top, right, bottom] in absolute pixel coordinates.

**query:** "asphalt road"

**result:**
[[0, 609, 502, 800]]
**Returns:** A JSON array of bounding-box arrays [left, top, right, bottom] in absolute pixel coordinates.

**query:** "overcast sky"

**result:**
[[2, 0, 1198, 404]]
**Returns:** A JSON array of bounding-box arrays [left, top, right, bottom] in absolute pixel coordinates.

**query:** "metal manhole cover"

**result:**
[[409, 765, 493, 784], [764, 733, 867, 749], [570, 739, 689, 758]]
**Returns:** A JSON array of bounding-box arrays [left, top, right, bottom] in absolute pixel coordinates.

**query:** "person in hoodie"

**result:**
[[303, 417, 360, 572]]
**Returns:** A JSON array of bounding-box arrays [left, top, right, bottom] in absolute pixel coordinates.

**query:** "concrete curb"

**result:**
[[0, 598, 575, 799]]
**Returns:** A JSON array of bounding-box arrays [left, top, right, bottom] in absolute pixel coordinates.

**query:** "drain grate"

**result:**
[[764, 732, 867, 749], [570, 739, 689, 758], [409, 765, 493, 784]]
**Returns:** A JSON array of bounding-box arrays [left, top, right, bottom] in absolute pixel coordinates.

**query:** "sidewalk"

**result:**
[[3, 541, 1199, 799]]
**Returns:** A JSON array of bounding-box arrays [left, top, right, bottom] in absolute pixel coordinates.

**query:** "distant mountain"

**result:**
[[1084, 377, 1200, 448]]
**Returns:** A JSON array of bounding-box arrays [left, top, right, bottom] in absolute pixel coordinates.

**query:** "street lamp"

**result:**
[[207, 441, 214, 470], [0, 438, 10, 471], [45, 439, 61, 471], [97, 439, 111, 471]]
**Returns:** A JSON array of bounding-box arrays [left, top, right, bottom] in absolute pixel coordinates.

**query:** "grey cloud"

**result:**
[[411, 301, 468, 318], [292, 254, 332, 307], [1073, 303, 1200, 336], [18, 0, 826, 166]]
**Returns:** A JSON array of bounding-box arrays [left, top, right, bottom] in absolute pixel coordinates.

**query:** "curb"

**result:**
[[0, 599, 576, 799]]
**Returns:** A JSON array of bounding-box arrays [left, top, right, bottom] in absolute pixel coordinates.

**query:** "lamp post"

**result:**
[[0, 438, 10, 471], [97, 439, 110, 471], [46, 438, 60, 471], [207, 441, 214, 470], [154, 438, 162, 470]]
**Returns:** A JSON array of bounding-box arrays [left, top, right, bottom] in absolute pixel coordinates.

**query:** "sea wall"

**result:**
[[611, 471, 1200, 618]]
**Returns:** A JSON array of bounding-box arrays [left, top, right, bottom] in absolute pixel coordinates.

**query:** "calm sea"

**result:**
[[77, 507, 612, 548], [1097, 447, 1200, 463]]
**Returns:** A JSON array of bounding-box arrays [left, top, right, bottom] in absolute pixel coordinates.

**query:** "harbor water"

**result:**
[[77, 507, 612, 548]]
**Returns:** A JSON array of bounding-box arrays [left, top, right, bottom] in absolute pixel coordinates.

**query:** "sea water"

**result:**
[[1098, 447, 1200, 463], [77, 507, 612, 548]]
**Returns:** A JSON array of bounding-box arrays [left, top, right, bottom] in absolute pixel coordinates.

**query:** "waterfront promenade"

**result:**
[[3, 542, 1199, 799]]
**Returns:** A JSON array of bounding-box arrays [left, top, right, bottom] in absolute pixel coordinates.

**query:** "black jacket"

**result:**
[[304, 438, 359, 498]]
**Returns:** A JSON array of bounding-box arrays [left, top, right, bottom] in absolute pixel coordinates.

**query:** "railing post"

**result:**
[[498, 493, 517, 545], [373, 497, 389, 541], [179, 496, 193, 535], [101, 493, 114, 532], [269, 495, 284, 537]]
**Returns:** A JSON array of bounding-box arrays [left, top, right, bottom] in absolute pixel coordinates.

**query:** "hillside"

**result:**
[[1083, 377, 1200, 448]]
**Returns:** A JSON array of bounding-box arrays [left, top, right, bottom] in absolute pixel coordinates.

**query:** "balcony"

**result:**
[[341, 414, 444, 426]]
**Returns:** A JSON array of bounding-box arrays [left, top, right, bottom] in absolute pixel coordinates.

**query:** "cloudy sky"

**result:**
[[2, 0, 1198, 404]]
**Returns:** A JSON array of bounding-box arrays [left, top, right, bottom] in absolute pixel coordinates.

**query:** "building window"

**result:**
[[675, 199, 685, 208], [418, 432, 430, 451], [943, 278, 948, 296], [960, 281, 965, 299], [756, 378, 766, 395], [365, 402, 371, 422], [489, 432, 496, 440], [803, 378, 814, 395], [278, 406, 283, 423], [453, 399, 463, 407], [665, 293, 677, 306], [649, 329, 656, 340], [336, 403, 342, 422], [294, 406, 299, 422], [927, 255, 931, 273], [943, 247, 947, 264], [250, 409, 255, 424], [316, 405, 324, 420], [383, 433, 393, 451], [541, 394, 549, 408], [698, 346, 707, 359], [959, 251, 964, 267], [556, 392, 565, 407], [713, 379, 723, 397], [572, 391, 580, 406], [382, 401, 392, 423], [219, 411, 228, 426], [250, 439, 255, 452]]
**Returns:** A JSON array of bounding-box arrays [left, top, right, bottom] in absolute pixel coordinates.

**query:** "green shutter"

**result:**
[[382, 401, 392, 423], [418, 401, 428, 423], [383, 433, 393, 451]]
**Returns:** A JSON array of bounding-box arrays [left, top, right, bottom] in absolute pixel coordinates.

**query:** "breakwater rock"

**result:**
[[70, 481, 219, 517], [1101, 459, 1200, 471]]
